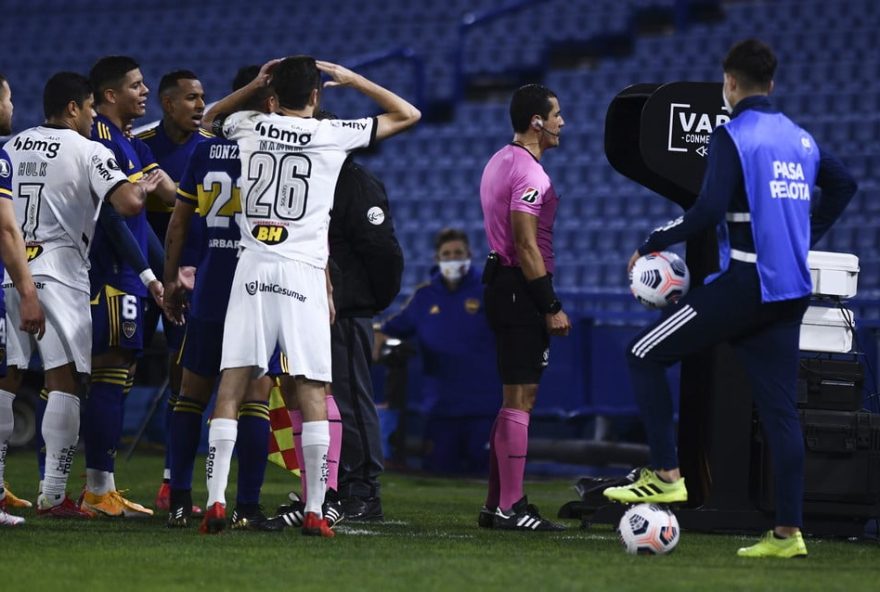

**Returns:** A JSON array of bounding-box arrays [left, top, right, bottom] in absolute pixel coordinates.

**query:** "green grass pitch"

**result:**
[[1, 451, 878, 591]]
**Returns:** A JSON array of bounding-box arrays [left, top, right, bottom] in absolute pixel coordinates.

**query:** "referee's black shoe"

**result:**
[[493, 496, 566, 531], [166, 488, 192, 528]]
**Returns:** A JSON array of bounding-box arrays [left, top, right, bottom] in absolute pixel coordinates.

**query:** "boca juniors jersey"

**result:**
[[176, 137, 242, 322], [89, 114, 158, 297]]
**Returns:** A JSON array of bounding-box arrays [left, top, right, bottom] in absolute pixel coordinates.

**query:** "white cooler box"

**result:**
[[799, 306, 855, 353], [807, 251, 859, 298]]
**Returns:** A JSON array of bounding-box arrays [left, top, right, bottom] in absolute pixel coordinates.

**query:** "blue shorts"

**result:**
[[181, 315, 285, 377], [91, 285, 145, 354]]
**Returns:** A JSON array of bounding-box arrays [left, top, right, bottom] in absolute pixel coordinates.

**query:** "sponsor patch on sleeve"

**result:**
[[520, 187, 540, 204]]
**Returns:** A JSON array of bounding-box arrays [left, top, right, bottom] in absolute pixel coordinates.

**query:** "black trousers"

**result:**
[[332, 316, 384, 499]]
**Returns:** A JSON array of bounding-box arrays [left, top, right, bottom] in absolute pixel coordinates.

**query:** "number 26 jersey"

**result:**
[[219, 111, 375, 268]]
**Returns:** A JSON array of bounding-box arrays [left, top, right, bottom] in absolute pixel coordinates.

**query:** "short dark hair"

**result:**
[[158, 70, 198, 96], [434, 228, 469, 252], [314, 109, 338, 121], [231, 65, 275, 112], [89, 56, 140, 105], [43, 72, 92, 119], [722, 39, 777, 90], [510, 84, 557, 134], [272, 56, 320, 110]]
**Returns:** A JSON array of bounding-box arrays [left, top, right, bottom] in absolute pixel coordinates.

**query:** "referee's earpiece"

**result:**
[[532, 118, 543, 130]]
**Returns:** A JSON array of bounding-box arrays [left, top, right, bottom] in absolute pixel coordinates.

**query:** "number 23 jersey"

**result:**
[[220, 111, 376, 267]]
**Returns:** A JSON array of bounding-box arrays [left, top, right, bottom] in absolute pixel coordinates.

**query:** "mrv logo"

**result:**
[[244, 280, 307, 302], [255, 121, 312, 146], [667, 103, 730, 157]]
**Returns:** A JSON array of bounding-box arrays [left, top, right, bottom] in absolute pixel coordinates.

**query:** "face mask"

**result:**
[[439, 259, 471, 283]]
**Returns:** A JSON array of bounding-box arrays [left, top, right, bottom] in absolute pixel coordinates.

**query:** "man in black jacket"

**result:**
[[328, 154, 404, 521]]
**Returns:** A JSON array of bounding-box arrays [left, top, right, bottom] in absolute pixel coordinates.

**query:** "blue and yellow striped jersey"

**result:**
[[176, 137, 242, 322], [89, 114, 157, 298]]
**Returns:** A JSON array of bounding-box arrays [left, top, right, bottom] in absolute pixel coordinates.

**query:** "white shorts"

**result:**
[[5, 278, 91, 374], [220, 251, 331, 382]]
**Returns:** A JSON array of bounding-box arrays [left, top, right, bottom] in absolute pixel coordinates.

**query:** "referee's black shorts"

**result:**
[[483, 266, 549, 385]]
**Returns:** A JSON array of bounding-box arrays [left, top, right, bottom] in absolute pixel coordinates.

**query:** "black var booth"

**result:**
[[558, 82, 880, 537]]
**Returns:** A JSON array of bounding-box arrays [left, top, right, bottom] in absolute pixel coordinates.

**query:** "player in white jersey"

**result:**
[[0, 73, 45, 527], [198, 56, 420, 536], [0, 72, 158, 518]]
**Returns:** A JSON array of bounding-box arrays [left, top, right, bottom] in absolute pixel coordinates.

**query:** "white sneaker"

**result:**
[[0, 509, 25, 526]]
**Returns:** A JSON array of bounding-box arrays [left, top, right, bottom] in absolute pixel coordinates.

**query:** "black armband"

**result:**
[[526, 274, 562, 314], [211, 114, 229, 138]]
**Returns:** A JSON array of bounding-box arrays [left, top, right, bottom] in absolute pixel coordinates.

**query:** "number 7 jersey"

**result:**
[[220, 111, 376, 267]]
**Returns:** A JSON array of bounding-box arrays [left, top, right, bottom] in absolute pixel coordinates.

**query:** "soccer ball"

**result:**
[[618, 504, 680, 555], [629, 251, 690, 309]]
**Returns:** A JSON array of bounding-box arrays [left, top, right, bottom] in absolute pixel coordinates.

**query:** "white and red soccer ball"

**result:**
[[618, 503, 680, 555], [629, 251, 690, 309]]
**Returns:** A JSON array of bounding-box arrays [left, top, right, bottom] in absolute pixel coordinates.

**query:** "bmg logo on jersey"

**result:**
[[252, 224, 289, 245], [255, 121, 312, 146], [12, 135, 61, 159]]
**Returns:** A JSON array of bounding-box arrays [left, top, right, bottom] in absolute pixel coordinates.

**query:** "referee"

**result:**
[[479, 84, 570, 531], [603, 39, 858, 558]]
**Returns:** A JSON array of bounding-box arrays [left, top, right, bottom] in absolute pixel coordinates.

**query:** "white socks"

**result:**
[[206, 418, 237, 507], [0, 390, 14, 500], [42, 391, 81, 502], [301, 420, 330, 516]]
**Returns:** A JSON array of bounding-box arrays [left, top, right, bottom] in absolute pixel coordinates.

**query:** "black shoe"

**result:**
[[166, 488, 192, 528], [478, 506, 495, 528], [275, 491, 305, 527], [493, 496, 565, 531], [341, 496, 384, 522], [230, 504, 285, 532], [322, 489, 344, 528]]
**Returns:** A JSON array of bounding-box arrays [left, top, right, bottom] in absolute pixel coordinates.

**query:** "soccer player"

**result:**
[[162, 66, 292, 531], [82, 55, 176, 517], [0, 73, 45, 527], [479, 83, 570, 531], [1, 71, 158, 519], [198, 56, 420, 536], [136, 69, 210, 511], [602, 39, 858, 558]]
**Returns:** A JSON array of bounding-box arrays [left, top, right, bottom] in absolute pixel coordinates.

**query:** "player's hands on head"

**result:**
[[546, 310, 571, 337], [316, 61, 359, 88], [256, 58, 284, 87], [19, 293, 46, 340]]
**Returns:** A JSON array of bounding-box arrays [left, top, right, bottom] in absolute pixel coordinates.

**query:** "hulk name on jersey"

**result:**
[[175, 137, 242, 322], [220, 112, 376, 266], [2, 126, 128, 293], [89, 113, 158, 297]]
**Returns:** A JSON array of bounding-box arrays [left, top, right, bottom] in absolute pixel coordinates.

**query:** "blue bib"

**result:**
[[716, 109, 819, 302]]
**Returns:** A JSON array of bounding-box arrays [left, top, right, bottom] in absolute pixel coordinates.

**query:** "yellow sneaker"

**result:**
[[111, 491, 154, 518], [81, 490, 125, 517], [737, 530, 808, 558], [2, 483, 33, 509], [603, 468, 688, 504]]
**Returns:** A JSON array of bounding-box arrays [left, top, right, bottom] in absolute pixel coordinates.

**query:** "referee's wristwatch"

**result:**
[[547, 299, 563, 314]]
